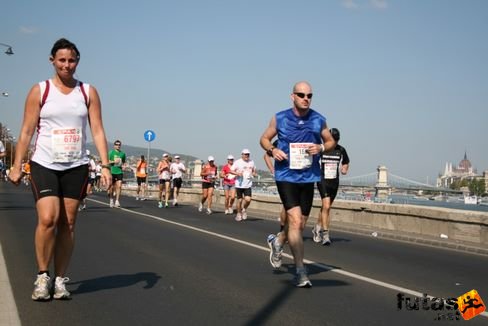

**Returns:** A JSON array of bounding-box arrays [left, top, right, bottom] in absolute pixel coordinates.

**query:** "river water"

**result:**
[[338, 193, 488, 213]]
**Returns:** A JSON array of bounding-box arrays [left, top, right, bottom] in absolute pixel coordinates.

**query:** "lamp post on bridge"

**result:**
[[1, 42, 15, 172], [0, 43, 14, 56], [9, 136, 16, 168]]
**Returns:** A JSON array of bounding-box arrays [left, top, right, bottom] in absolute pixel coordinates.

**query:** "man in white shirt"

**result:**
[[230, 148, 257, 221], [170, 155, 186, 206], [0, 140, 6, 159], [0, 141, 6, 181]]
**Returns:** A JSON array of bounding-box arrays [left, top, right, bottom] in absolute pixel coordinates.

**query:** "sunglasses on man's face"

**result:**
[[294, 92, 313, 99]]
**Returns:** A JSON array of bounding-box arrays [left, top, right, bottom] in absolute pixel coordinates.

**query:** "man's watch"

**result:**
[[266, 146, 275, 157]]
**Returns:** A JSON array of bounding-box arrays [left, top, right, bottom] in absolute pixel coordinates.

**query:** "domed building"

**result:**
[[457, 153, 473, 173], [437, 152, 477, 188]]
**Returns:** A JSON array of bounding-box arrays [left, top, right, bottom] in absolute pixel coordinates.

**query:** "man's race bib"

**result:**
[[289, 143, 313, 170], [323, 162, 338, 179], [51, 127, 82, 163], [243, 170, 252, 179], [114, 156, 122, 167]]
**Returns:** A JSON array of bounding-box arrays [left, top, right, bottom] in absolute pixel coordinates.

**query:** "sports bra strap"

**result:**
[[41, 80, 50, 107], [40, 80, 89, 108]]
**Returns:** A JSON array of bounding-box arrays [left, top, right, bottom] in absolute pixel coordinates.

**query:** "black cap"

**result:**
[[330, 128, 340, 142]]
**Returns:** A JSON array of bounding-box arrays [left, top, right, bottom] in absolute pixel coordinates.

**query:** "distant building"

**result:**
[[437, 152, 478, 188], [484, 170, 488, 194]]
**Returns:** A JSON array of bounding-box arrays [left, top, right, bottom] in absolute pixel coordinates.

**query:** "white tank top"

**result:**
[[31, 80, 90, 170]]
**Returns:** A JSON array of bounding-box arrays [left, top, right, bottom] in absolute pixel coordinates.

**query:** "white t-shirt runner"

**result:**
[[170, 162, 186, 178], [231, 158, 256, 189]]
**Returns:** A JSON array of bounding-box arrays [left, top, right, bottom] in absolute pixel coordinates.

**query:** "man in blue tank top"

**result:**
[[260, 81, 336, 287]]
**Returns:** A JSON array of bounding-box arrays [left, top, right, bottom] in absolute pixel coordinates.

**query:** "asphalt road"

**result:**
[[0, 182, 487, 326]]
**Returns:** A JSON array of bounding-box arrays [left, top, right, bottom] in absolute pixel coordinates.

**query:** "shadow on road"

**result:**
[[70, 272, 161, 294], [303, 235, 352, 244], [244, 264, 349, 325]]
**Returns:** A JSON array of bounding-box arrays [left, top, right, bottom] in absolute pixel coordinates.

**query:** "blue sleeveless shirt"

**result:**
[[274, 108, 326, 183]]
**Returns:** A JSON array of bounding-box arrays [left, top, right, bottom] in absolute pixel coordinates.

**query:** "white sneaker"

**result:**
[[241, 209, 248, 220], [53, 276, 71, 300], [206, 208, 212, 215], [267, 234, 283, 269], [312, 226, 322, 243], [109, 199, 114, 208], [235, 213, 242, 222], [322, 230, 331, 246], [198, 203, 203, 212], [114, 200, 121, 208], [228, 208, 234, 214], [32, 273, 51, 301], [136, 196, 139, 201]]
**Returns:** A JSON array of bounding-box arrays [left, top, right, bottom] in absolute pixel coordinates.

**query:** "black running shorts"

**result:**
[[137, 176, 147, 185], [316, 181, 339, 202], [276, 181, 315, 216], [236, 187, 252, 198], [172, 177, 183, 188], [202, 181, 215, 189], [30, 161, 89, 202]]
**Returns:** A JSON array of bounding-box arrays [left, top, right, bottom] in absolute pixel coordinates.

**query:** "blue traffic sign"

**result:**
[[144, 130, 156, 142]]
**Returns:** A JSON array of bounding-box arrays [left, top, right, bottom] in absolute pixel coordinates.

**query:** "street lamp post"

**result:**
[[0, 43, 14, 56], [10, 137, 15, 167], [1, 42, 14, 170]]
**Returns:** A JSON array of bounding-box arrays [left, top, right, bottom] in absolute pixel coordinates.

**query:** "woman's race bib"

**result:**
[[161, 171, 170, 180], [51, 127, 82, 163]]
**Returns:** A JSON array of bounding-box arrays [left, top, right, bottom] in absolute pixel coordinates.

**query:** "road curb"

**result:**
[[0, 242, 21, 326]]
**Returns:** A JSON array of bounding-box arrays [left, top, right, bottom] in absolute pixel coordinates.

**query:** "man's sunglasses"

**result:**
[[294, 92, 313, 99]]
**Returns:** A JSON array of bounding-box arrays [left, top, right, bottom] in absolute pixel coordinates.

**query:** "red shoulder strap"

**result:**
[[79, 81, 89, 107], [41, 80, 50, 108], [41, 80, 88, 108]]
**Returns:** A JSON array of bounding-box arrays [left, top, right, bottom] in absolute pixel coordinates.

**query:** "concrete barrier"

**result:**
[[122, 186, 488, 253]]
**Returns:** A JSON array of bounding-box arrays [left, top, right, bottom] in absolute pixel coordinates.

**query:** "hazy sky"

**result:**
[[1, 0, 487, 184]]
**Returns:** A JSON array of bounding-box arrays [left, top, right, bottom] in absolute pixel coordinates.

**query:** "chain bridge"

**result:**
[[339, 166, 458, 195]]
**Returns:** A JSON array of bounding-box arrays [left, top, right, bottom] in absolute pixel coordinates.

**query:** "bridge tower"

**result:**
[[191, 159, 203, 186], [375, 165, 391, 198]]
